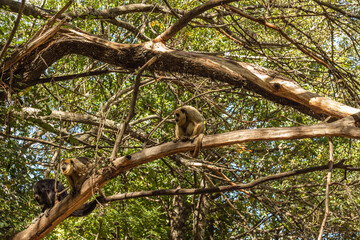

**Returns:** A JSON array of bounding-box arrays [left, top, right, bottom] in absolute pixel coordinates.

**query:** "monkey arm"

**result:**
[[173, 125, 185, 142]]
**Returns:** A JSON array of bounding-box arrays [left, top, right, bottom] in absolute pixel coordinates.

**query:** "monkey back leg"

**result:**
[[189, 123, 203, 141]]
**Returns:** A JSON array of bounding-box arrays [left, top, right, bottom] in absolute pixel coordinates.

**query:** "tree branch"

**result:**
[[0, 0, 25, 61], [154, 0, 238, 43], [318, 137, 334, 240], [111, 56, 157, 159], [2, 28, 359, 119], [13, 112, 360, 239]]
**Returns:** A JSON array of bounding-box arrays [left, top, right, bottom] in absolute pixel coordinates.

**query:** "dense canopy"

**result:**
[[1, 0, 360, 239]]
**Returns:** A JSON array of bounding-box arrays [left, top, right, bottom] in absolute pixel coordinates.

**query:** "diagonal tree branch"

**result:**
[[111, 56, 157, 159], [154, 0, 238, 43]]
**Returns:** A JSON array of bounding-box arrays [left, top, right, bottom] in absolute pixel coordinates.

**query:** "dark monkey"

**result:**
[[33, 179, 105, 217], [33, 179, 67, 215]]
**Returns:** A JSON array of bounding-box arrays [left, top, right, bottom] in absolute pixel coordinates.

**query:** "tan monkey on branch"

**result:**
[[61, 157, 94, 195], [173, 105, 205, 157]]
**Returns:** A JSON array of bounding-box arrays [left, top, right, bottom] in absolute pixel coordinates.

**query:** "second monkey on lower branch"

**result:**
[[173, 105, 205, 157]]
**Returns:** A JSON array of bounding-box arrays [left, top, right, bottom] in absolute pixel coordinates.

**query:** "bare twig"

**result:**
[[317, 137, 334, 240], [223, 4, 332, 70], [111, 56, 158, 159], [154, 0, 238, 43], [0, 0, 25, 61]]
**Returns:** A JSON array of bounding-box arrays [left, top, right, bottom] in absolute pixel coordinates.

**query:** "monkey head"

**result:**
[[174, 108, 187, 126], [61, 158, 74, 176]]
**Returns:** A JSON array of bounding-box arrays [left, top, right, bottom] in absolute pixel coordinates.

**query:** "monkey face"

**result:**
[[34, 193, 44, 205], [174, 109, 187, 126], [61, 159, 74, 175]]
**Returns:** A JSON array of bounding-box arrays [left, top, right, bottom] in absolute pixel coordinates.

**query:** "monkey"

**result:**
[[60, 157, 94, 194], [34, 179, 67, 216], [173, 105, 205, 157], [33, 179, 106, 218]]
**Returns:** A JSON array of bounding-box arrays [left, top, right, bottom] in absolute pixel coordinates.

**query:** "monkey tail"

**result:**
[[70, 196, 107, 217], [191, 133, 204, 158]]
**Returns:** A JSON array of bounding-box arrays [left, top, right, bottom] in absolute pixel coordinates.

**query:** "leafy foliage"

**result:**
[[1, 0, 360, 239]]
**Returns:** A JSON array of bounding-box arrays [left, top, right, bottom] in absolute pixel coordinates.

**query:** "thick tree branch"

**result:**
[[2, 28, 359, 120]]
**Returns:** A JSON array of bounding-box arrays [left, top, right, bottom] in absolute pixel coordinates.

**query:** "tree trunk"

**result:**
[[193, 178, 210, 240], [170, 187, 190, 240]]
